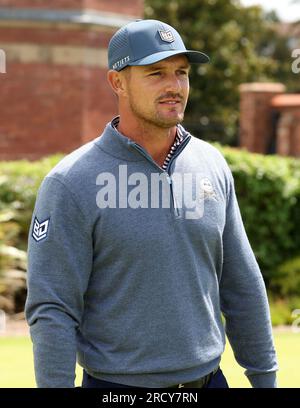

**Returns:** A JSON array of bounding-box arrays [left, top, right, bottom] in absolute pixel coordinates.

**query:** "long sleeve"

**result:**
[[220, 170, 278, 388], [25, 176, 93, 387]]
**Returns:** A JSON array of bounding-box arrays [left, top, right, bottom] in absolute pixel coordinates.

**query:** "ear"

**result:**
[[107, 69, 128, 97]]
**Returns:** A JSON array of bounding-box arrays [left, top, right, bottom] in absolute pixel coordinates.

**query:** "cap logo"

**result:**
[[159, 30, 175, 43]]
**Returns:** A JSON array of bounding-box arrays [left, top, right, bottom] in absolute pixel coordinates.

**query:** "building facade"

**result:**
[[1, 3, 299, 160], [0, 0, 143, 160]]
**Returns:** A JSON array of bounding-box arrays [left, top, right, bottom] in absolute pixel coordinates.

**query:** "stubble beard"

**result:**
[[128, 93, 186, 130]]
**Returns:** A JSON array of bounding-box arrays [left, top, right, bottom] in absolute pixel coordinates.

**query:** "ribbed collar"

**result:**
[[94, 116, 190, 162]]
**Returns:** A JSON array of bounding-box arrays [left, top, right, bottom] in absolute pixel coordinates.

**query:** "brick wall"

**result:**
[[239, 83, 286, 154], [239, 83, 300, 158], [0, 1, 143, 160], [0, 0, 144, 14], [271, 94, 300, 157], [0, 63, 117, 159]]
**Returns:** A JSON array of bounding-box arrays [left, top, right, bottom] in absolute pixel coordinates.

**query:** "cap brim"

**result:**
[[129, 50, 209, 67]]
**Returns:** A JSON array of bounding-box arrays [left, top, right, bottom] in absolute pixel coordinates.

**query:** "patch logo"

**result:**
[[32, 216, 50, 242], [200, 178, 218, 201], [159, 30, 175, 43]]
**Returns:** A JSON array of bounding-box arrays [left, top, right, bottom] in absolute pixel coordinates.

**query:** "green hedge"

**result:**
[[217, 145, 300, 292], [0, 148, 300, 296], [0, 155, 63, 252]]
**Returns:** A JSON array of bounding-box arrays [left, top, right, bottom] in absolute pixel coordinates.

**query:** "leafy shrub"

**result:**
[[268, 294, 300, 326], [271, 257, 300, 297], [0, 156, 63, 313], [0, 155, 63, 251], [216, 145, 300, 288]]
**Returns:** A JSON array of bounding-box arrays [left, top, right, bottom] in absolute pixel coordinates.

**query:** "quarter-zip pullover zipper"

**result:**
[[129, 135, 191, 216]]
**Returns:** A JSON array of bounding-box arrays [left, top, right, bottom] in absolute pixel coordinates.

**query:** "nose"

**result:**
[[164, 73, 182, 93]]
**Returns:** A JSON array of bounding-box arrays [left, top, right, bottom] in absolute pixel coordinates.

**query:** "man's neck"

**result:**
[[117, 116, 177, 167]]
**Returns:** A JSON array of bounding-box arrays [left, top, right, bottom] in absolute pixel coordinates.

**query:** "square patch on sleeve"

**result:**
[[32, 216, 50, 242]]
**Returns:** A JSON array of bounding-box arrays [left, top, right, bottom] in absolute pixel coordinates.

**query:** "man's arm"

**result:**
[[220, 168, 278, 388], [25, 176, 93, 387]]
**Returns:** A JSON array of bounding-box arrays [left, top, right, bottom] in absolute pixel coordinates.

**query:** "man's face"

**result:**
[[121, 54, 190, 129]]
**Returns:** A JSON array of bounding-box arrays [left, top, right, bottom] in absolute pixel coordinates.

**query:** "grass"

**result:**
[[222, 331, 300, 388], [0, 331, 299, 388]]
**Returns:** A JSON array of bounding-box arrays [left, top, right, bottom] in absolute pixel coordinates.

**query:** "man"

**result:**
[[25, 19, 278, 388]]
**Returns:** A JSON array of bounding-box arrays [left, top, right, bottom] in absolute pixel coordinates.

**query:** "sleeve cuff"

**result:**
[[247, 372, 277, 388]]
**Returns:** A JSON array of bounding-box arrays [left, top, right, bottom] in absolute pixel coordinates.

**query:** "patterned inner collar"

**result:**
[[111, 117, 184, 171]]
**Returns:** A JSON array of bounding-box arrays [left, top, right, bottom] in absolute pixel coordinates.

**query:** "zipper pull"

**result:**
[[165, 173, 172, 185], [166, 173, 180, 217]]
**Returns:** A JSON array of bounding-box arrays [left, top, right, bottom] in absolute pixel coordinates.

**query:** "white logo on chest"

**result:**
[[200, 178, 218, 201]]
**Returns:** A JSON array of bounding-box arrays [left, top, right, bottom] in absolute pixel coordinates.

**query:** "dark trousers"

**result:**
[[82, 367, 229, 388], [204, 367, 229, 388]]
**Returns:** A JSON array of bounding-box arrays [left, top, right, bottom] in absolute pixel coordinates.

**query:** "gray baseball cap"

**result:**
[[108, 19, 209, 71]]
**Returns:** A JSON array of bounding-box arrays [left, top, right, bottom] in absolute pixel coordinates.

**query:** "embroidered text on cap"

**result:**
[[112, 56, 130, 70]]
